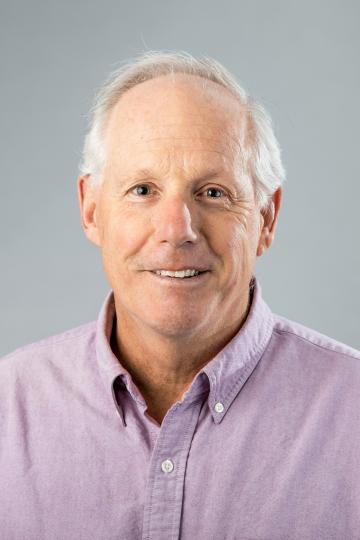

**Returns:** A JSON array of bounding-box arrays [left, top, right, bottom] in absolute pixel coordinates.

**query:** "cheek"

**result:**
[[102, 209, 149, 264], [213, 217, 259, 274]]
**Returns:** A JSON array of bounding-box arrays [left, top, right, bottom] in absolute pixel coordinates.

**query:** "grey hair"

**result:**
[[80, 50, 285, 209]]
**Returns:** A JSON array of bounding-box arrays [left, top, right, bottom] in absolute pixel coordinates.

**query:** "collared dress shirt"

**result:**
[[1, 278, 360, 540]]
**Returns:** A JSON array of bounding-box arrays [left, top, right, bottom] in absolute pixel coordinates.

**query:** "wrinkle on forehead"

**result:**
[[106, 137, 245, 182]]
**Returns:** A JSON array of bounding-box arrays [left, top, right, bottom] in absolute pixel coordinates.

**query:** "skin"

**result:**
[[78, 74, 282, 425]]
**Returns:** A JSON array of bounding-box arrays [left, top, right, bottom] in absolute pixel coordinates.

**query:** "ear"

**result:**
[[256, 187, 282, 257], [77, 174, 102, 247]]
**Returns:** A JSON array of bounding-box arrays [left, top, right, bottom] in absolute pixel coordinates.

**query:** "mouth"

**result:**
[[151, 269, 208, 279], [147, 269, 210, 285]]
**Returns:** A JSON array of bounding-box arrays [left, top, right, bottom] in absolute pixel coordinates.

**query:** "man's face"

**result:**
[[79, 75, 280, 339]]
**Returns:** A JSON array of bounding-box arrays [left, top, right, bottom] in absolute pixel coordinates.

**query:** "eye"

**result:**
[[200, 187, 228, 199], [206, 187, 222, 198], [131, 184, 152, 196]]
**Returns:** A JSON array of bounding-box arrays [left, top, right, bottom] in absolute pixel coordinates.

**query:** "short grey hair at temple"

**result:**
[[80, 50, 286, 210]]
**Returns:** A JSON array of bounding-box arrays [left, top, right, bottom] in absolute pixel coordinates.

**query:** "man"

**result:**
[[1, 52, 359, 540]]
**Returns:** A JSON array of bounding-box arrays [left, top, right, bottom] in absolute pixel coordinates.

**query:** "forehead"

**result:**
[[104, 74, 249, 176]]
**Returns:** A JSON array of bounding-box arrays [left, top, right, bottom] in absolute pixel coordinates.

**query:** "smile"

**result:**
[[148, 270, 210, 285], [154, 269, 202, 278]]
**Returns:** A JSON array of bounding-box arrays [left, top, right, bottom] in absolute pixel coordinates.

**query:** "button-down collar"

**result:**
[[95, 276, 274, 426]]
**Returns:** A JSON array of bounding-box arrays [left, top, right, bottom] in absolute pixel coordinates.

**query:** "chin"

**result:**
[[145, 313, 203, 338]]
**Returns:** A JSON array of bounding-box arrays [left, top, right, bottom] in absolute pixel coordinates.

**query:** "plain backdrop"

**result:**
[[1, 0, 359, 355]]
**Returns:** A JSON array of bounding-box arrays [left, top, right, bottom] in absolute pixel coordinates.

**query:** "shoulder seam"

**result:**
[[273, 327, 360, 362]]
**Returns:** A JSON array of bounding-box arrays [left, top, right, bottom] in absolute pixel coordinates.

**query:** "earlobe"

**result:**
[[77, 175, 102, 247], [256, 229, 272, 257], [256, 187, 282, 258]]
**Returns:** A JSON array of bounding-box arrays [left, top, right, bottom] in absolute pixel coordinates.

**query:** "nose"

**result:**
[[152, 195, 199, 247]]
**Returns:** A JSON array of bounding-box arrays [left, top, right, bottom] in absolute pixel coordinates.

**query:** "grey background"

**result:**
[[1, 0, 359, 356]]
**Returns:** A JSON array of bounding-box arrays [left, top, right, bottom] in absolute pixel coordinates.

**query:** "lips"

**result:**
[[149, 269, 211, 284], [150, 267, 209, 272]]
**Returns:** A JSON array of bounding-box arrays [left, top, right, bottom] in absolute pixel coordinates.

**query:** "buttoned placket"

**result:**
[[141, 396, 206, 540]]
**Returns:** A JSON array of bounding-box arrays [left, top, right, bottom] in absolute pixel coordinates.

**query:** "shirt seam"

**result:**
[[273, 328, 360, 362]]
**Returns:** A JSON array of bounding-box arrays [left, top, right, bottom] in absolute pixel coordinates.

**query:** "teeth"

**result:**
[[155, 269, 200, 278]]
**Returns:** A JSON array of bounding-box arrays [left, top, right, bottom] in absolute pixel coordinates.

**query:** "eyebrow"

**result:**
[[124, 168, 225, 184]]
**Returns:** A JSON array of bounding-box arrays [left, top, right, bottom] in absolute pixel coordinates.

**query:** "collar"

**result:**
[[95, 276, 274, 426]]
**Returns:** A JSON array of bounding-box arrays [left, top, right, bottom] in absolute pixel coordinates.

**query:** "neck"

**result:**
[[111, 284, 254, 424]]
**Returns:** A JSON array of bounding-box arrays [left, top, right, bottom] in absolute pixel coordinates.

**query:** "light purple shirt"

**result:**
[[1, 278, 360, 539]]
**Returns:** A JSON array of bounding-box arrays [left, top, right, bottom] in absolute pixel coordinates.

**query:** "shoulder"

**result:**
[[262, 314, 360, 404], [271, 313, 360, 364], [0, 321, 97, 382]]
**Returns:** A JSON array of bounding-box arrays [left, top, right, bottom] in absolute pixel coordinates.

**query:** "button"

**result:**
[[214, 402, 224, 413], [161, 459, 174, 474]]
